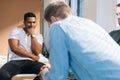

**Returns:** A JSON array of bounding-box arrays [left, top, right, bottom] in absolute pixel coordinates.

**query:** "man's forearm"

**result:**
[[11, 46, 39, 61], [31, 36, 42, 55]]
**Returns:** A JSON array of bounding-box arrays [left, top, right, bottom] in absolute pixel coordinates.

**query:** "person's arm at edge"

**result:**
[[41, 24, 69, 80]]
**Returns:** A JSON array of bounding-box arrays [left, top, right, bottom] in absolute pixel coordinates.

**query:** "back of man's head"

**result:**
[[44, 1, 72, 22], [117, 3, 120, 7]]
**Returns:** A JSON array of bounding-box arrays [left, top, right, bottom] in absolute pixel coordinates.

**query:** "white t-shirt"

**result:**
[[8, 28, 48, 63]]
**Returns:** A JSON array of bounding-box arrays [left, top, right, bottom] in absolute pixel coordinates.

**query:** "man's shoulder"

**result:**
[[9, 28, 24, 38], [11, 27, 23, 32]]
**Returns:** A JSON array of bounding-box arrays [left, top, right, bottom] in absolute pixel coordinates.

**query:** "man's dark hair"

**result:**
[[117, 3, 120, 7], [24, 12, 36, 21]]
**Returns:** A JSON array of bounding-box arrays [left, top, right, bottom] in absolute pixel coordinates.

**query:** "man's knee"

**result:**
[[0, 69, 11, 80]]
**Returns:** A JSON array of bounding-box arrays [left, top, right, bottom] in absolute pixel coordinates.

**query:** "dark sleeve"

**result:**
[[109, 30, 120, 45]]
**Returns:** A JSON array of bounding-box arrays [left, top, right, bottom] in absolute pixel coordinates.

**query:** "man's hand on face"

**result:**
[[26, 27, 36, 35]]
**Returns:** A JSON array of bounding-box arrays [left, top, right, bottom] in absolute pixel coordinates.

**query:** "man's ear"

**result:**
[[50, 16, 57, 23]]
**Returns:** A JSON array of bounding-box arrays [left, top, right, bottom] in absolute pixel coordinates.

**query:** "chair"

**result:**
[[12, 74, 36, 80]]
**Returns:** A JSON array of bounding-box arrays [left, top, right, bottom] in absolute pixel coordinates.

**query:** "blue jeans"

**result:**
[[0, 60, 44, 80]]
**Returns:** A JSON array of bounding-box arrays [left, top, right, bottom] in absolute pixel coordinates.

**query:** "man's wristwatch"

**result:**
[[31, 34, 36, 38]]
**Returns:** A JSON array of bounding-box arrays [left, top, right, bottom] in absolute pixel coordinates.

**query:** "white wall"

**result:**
[[96, 0, 116, 32], [84, 0, 97, 22], [84, 0, 117, 32], [42, 0, 51, 49], [117, 0, 120, 3]]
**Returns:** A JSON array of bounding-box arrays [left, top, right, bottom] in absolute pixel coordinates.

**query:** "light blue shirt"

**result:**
[[43, 16, 120, 80]]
